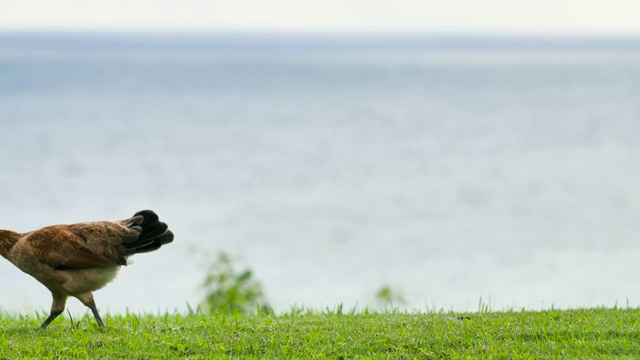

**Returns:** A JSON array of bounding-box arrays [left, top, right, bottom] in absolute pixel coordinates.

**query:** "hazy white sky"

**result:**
[[1, 0, 640, 34]]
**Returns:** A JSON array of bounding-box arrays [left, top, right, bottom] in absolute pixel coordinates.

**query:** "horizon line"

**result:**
[[2, 26, 640, 39]]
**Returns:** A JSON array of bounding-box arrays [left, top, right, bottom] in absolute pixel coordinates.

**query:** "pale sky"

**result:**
[[1, 0, 640, 34]]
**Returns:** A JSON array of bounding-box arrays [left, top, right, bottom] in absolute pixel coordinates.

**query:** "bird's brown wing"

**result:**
[[27, 221, 141, 269]]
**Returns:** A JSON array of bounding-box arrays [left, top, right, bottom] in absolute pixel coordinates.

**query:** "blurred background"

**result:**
[[1, 1, 640, 315]]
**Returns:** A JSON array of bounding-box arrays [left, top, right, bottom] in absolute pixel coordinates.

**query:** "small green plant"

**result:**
[[375, 284, 406, 309], [200, 252, 272, 314], [478, 296, 492, 313]]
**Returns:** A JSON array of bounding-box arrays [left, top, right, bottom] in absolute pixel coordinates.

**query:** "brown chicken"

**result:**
[[0, 210, 173, 328]]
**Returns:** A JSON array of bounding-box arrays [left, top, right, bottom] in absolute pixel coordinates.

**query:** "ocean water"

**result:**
[[1, 33, 640, 315]]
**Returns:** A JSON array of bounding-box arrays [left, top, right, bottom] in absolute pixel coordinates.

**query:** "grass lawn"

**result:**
[[2, 307, 640, 358]]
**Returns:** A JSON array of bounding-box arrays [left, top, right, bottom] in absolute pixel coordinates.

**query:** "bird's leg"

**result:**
[[77, 292, 105, 327], [40, 293, 67, 328], [88, 300, 105, 327]]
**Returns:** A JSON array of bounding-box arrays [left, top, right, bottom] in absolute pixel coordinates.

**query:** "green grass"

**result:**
[[2, 307, 640, 358]]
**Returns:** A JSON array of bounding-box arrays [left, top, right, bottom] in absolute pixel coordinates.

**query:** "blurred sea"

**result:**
[[1, 33, 640, 315]]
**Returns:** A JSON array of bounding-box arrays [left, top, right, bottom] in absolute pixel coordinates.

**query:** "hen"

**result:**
[[0, 210, 173, 328]]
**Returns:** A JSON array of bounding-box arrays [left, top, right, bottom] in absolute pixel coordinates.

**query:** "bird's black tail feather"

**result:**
[[123, 210, 174, 254]]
